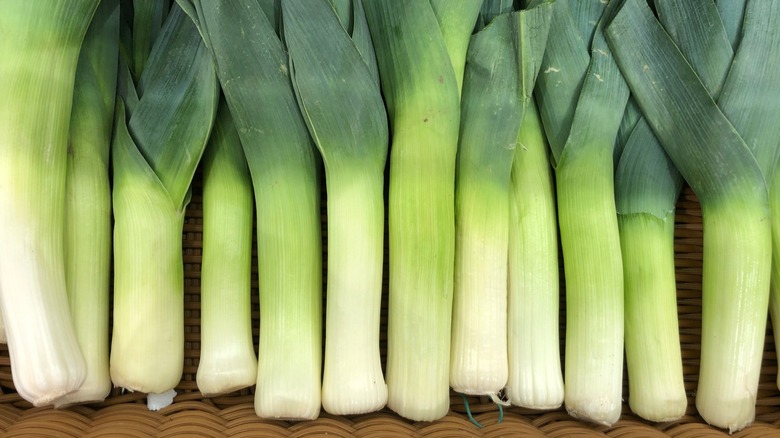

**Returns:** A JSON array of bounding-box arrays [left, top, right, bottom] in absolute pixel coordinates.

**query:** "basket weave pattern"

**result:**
[[0, 186, 778, 437]]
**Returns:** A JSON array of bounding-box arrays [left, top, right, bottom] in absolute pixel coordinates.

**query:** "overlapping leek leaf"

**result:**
[[616, 0, 735, 422], [128, 0, 168, 81], [607, 0, 780, 431], [716, 0, 748, 49], [428, 0, 484, 97]]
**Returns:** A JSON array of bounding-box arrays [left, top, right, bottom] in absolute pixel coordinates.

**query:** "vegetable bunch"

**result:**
[[0, 0, 779, 434]]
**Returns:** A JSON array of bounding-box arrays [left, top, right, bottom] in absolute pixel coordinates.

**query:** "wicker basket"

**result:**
[[0, 184, 778, 437]]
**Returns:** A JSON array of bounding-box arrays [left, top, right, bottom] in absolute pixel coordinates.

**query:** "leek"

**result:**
[[607, 0, 780, 431], [450, 1, 552, 399], [361, 0, 480, 421], [282, 0, 388, 415], [534, 0, 629, 425], [196, 101, 257, 397], [55, 0, 120, 407], [0, 0, 99, 406], [713, 1, 780, 422], [184, 0, 324, 420], [616, 0, 735, 421], [110, 3, 219, 399], [506, 100, 563, 409]]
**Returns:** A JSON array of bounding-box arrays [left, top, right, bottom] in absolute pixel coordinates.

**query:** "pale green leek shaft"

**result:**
[[0, 0, 99, 406], [507, 101, 563, 409], [197, 102, 256, 396], [362, 0, 480, 421], [56, 0, 120, 407]]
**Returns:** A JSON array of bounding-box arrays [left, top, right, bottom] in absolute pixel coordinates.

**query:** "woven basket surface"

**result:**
[[0, 185, 778, 437]]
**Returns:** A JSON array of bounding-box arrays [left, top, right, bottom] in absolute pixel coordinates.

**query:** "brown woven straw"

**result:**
[[0, 184, 778, 437]]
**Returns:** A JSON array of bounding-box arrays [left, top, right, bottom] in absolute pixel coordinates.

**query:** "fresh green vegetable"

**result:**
[[506, 100, 563, 409], [183, 0, 324, 420], [110, 3, 219, 398], [450, 1, 552, 400], [607, 0, 780, 431], [712, 1, 780, 426], [282, 0, 388, 415], [534, 0, 629, 425], [361, 0, 480, 421], [0, 0, 99, 406], [196, 101, 257, 397], [616, 0, 736, 421], [55, 0, 120, 408]]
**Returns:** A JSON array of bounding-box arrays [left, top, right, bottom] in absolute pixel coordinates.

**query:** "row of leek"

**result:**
[[1, 0, 780, 434]]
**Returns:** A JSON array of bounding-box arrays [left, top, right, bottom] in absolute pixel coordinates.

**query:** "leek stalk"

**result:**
[[616, 0, 735, 421], [506, 100, 563, 409], [196, 101, 257, 396], [56, 0, 120, 407], [184, 0, 324, 419], [361, 0, 480, 421], [0, 0, 99, 406], [607, 0, 780, 430], [110, 3, 219, 398], [450, 2, 552, 399], [282, 0, 388, 415], [534, 0, 629, 425]]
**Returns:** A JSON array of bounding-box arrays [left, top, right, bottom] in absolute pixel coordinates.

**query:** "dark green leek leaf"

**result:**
[[614, 98, 641, 162], [717, 0, 780, 180], [607, 0, 764, 203], [124, 4, 219, 210], [458, 1, 552, 183], [112, 102, 170, 211], [350, 0, 379, 83], [615, 0, 734, 218], [570, 0, 607, 48], [655, 0, 733, 95], [717, 0, 747, 49], [534, 0, 590, 163], [556, 0, 628, 169], [258, 0, 281, 34], [327, 0, 352, 32], [130, 0, 167, 80], [480, 0, 514, 25], [117, 55, 139, 116], [283, 0, 387, 170]]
